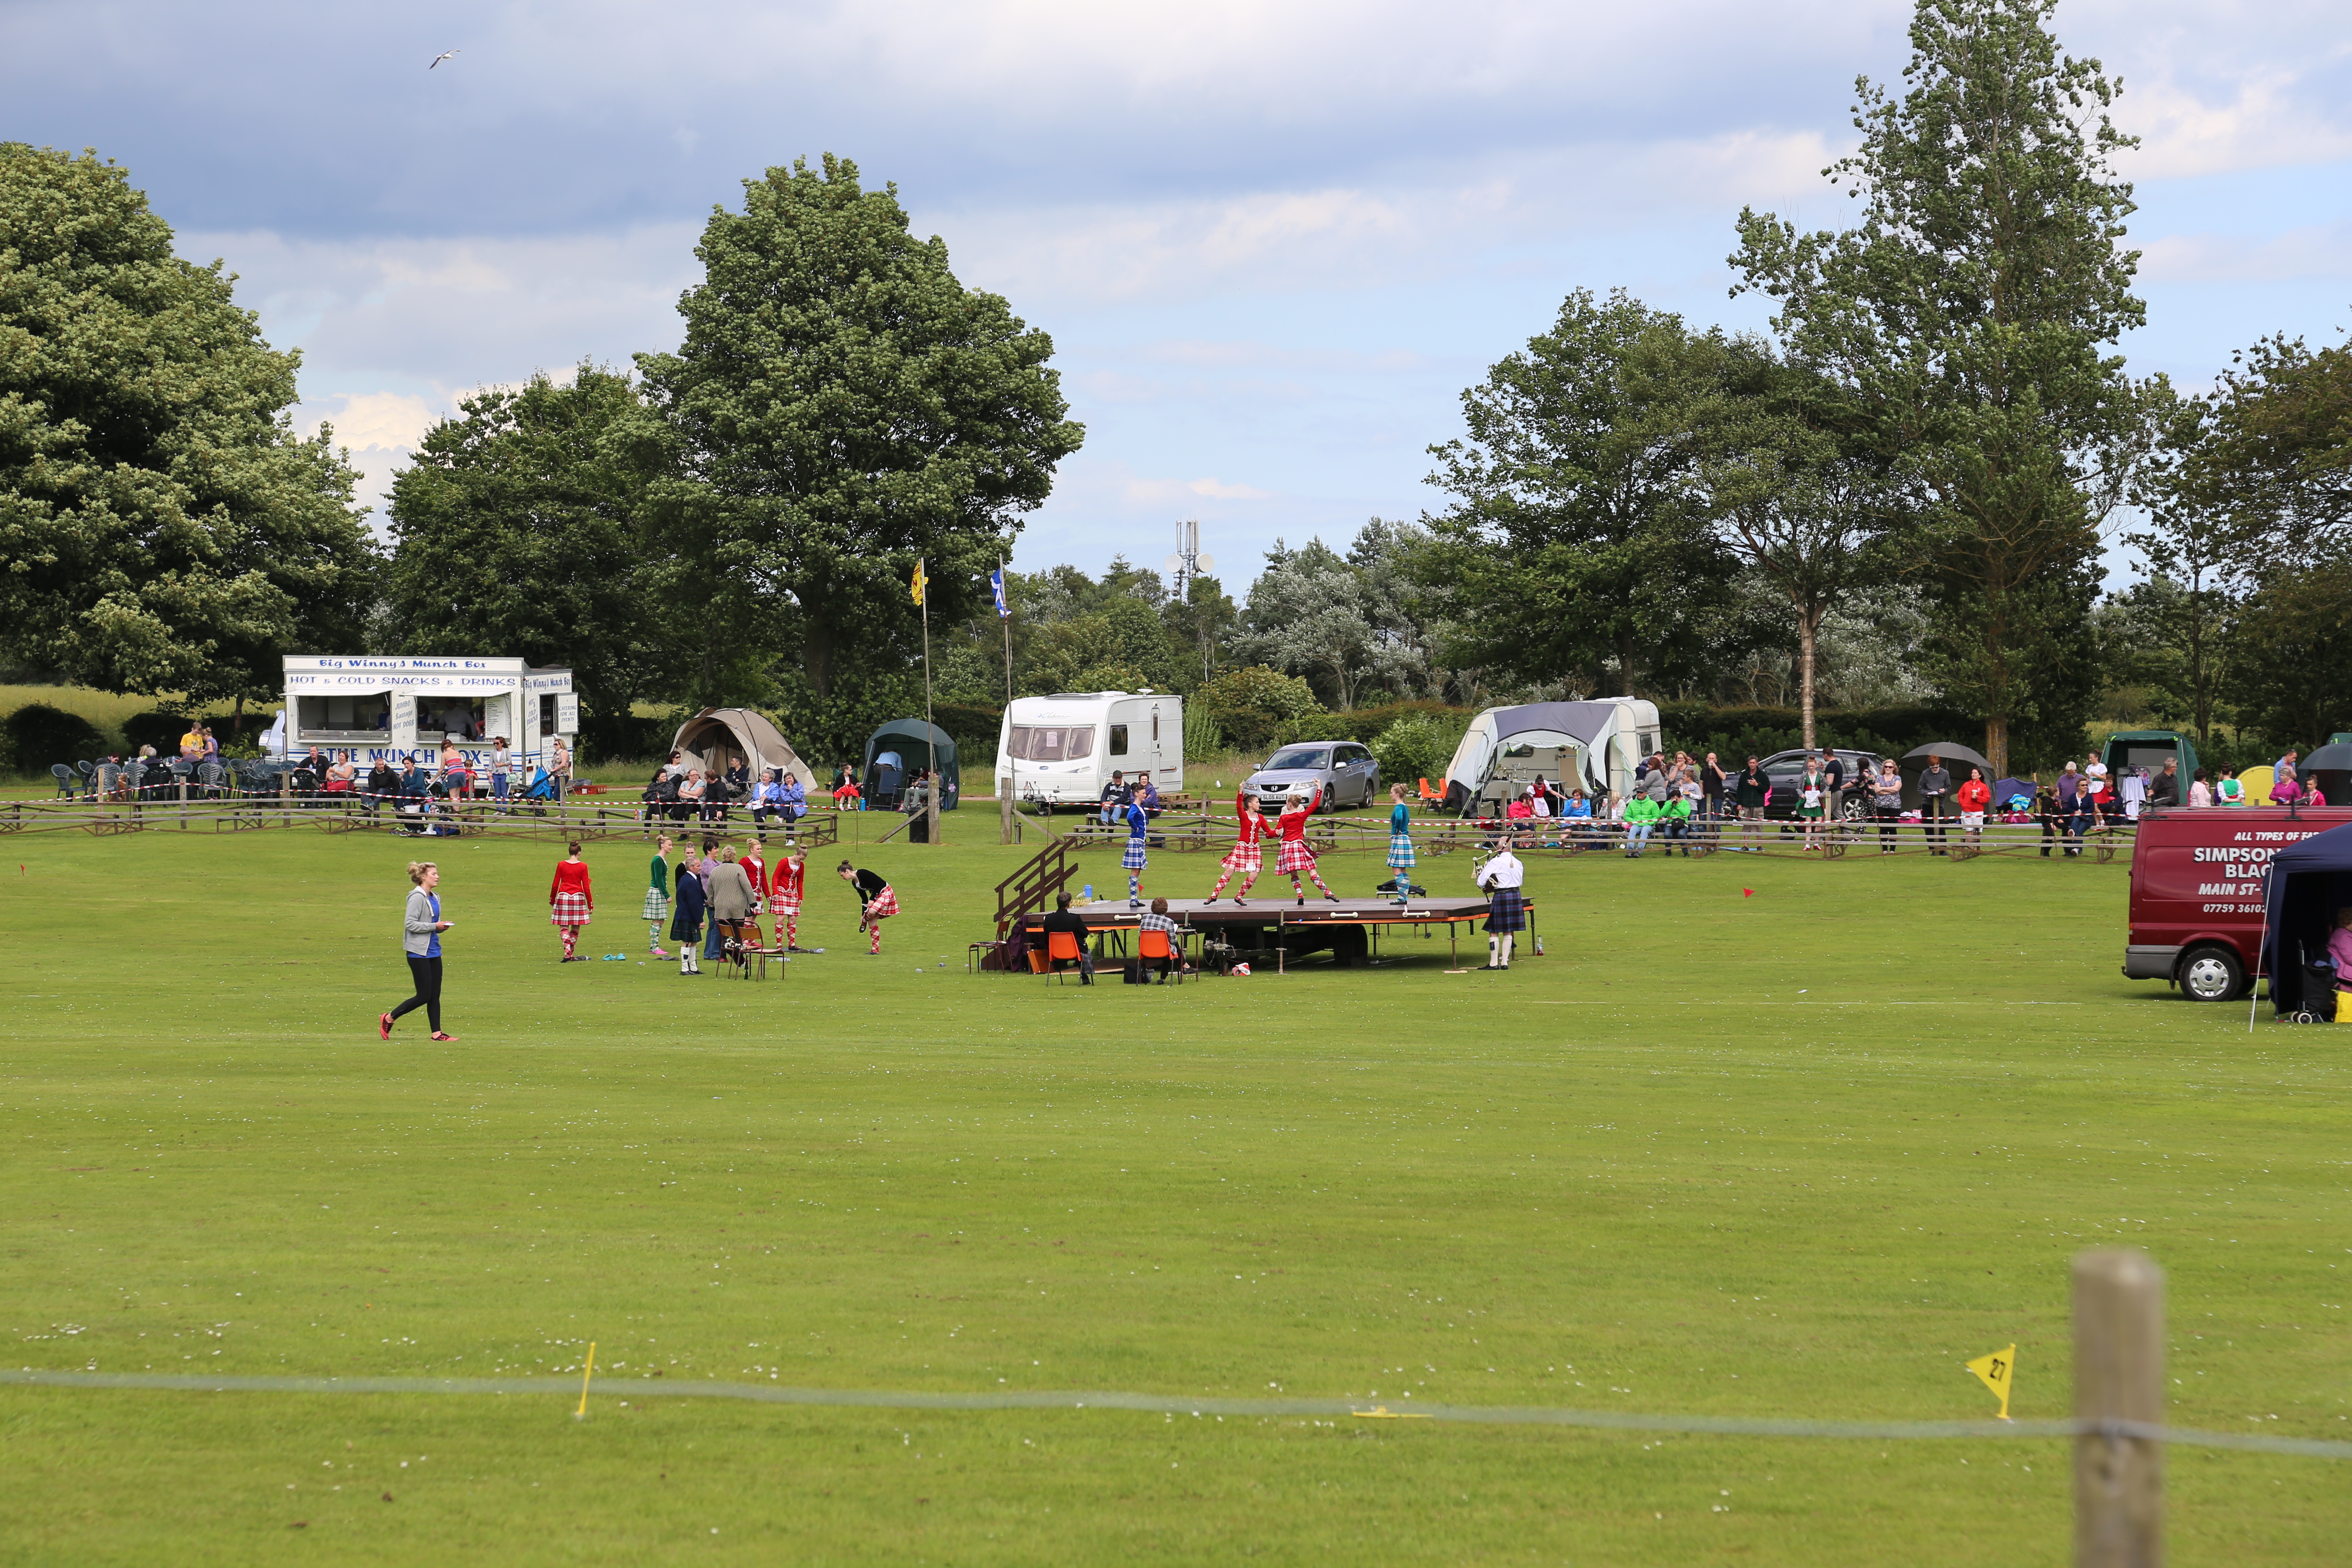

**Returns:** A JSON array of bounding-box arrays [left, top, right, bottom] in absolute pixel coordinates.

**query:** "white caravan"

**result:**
[[276, 655, 577, 772], [996, 691, 1184, 808]]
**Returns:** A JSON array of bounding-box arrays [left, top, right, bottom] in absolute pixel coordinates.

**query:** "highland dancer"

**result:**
[[1205, 790, 1266, 904], [1385, 781, 1416, 905], [738, 837, 767, 949], [769, 842, 807, 951], [839, 861, 897, 954], [549, 841, 594, 961], [1275, 786, 1338, 904], [1121, 794, 1151, 908], [644, 835, 673, 958]]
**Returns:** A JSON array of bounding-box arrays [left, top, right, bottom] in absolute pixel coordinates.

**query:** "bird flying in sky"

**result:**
[[429, 49, 459, 69]]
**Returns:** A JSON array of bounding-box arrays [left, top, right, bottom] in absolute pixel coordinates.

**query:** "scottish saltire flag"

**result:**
[[990, 566, 1009, 619]]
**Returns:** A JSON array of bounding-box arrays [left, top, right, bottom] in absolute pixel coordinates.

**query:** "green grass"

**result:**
[[0, 826, 2346, 1564]]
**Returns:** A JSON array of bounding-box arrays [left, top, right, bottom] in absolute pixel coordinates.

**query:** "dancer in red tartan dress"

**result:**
[[1205, 790, 1267, 903], [1274, 787, 1337, 903], [769, 843, 808, 951], [548, 841, 594, 961]]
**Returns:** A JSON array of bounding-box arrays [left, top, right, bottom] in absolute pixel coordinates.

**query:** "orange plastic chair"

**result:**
[[1138, 927, 1181, 984], [1044, 930, 1084, 984], [1418, 777, 1441, 803]]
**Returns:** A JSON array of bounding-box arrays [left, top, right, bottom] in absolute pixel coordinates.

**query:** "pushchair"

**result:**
[[519, 766, 558, 816], [2292, 952, 2339, 1025]]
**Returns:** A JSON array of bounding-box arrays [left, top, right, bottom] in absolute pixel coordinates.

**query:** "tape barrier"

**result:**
[[3, 1369, 2345, 1458]]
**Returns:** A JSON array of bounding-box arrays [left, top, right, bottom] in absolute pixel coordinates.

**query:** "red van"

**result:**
[[2124, 806, 2352, 999]]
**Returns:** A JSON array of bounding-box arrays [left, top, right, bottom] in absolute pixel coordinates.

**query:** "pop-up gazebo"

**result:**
[[669, 709, 818, 792], [864, 719, 959, 811], [2257, 818, 2352, 1017]]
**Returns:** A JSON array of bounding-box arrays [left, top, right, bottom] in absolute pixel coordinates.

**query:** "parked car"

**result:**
[[1756, 748, 1883, 823], [1243, 741, 1381, 813]]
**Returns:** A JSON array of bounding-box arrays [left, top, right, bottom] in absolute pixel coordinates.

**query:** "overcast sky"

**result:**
[[9, 0, 2349, 589]]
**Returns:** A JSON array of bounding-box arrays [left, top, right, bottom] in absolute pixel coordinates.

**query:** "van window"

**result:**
[[1109, 724, 1128, 756], [1006, 724, 1097, 761], [1066, 726, 1095, 759], [1007, 725, 1032, 760], [1151, 713, 1160, 743]]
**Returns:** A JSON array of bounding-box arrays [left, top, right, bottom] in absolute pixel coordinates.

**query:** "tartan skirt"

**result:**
[[1484, 887, 1525, 934], [1275, 838, 1317, 875], [1121, 834, 1149, 871], [866, 885, 900, 920], [770, 889, 802, 916], [1219, 839, 1262, 874], [1387, 832, 1417, 869], [551, 890, 592, 925], [640, 888, 668, 922]]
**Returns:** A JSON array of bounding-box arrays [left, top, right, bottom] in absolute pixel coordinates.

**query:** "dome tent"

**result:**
[[668, 709, 818, 792], [865, 719, 959, 810]]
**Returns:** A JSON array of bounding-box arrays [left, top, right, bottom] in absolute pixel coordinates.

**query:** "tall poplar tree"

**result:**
[[1730, 0, 2152, 774]]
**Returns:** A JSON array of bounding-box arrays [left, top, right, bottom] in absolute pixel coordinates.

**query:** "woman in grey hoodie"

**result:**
[[380, 861, 457, 1039]]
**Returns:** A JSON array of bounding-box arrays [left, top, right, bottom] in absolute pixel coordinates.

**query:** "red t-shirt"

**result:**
[[550, 859, 593, 906]]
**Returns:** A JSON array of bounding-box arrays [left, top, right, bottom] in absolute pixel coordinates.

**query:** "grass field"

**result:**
[[1, 822, 2346, 1565]]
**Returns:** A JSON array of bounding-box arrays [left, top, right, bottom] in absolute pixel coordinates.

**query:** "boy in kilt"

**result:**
[[644, 835, 674, 958], [769, 843, 808, 951], [1385, 782, 1416, 904], [1121, 796, 1151, 908], [839, 862, 897, 955], [1275, 787, 1338, 904], [1205, 791, 1265, 904]]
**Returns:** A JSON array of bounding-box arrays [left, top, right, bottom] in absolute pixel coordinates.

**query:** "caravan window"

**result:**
[[1108, 724, 1128, 756], [1004, 725, 1096, 761]]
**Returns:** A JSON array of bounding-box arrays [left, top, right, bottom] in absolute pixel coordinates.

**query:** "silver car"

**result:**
[[1243, 741, 1381, 814]]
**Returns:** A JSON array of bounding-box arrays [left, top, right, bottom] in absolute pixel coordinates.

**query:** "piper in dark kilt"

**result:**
[[548, 841, 594, 962], [1206, 791, 1266, 904], [1474, 845, 1525, 970]]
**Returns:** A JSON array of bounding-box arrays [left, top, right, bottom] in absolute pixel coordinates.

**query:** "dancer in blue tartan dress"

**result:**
[[1121, 797, 1150, 908], [1385, 783, 1417, 904]]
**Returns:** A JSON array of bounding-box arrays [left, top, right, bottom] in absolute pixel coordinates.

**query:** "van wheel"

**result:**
[[2177, 945, 2244, 1002]]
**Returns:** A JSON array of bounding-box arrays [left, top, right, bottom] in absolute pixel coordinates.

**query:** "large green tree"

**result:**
[[631, 153, 1083, 747], [0, 144, 374, 714], [1730, 0, 2153, 775], [383, 365, 659, 718], [1423, 288, 1743, 696]]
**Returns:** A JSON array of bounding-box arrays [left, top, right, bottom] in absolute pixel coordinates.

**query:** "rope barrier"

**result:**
[[3, 1369, 2343, 1456]]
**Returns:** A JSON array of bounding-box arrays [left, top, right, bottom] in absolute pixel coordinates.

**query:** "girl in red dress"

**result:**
[[1206, 790, 1266, 903], [1274, 787, 1337, 903], [549, 841, 594, 961], [738, 838, 767, 949], [770, 844, 808, 950]]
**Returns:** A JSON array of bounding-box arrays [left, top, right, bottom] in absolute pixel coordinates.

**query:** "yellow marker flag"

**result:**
[[1966, 1343, 2015, 1420], [910, 558, 928, 607]]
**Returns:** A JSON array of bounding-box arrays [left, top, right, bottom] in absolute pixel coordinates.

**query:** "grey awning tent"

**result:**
[[865, 720, 959, 810], [2257, 818, 2352, 1015], [669, 709, 818, 792]]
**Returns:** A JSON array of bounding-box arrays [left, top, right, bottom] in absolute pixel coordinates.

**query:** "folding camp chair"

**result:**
[[50, 764, 77, 799], [1137, 927, 1181, 985], [1041, 931, 1085, 985]]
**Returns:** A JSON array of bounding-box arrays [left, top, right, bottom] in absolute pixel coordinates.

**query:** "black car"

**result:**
[[1756, 748, 1882, 822]]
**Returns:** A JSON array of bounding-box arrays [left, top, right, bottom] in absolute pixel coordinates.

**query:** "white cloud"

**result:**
[[300, 392, 444, 452], [2120, 70, 2352, 179], [2139, 221, 2352, 283], [1124, 475, 1276, 504]]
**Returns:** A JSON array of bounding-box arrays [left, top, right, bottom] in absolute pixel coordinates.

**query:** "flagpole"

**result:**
[[998, 558, 1016, 845], [920, 557, 938, 847]]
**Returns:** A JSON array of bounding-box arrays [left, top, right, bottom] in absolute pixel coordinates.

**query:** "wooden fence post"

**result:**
[[2075, 1247, 2164, 1568], [1000, 787, 1015, 845]]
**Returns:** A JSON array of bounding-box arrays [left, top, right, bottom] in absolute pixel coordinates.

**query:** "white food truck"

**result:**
[[995, 690, 1184, 809], [272, 655, 578, 772]]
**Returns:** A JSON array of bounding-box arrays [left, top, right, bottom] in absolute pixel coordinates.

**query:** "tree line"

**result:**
[[5, 1, 2349, 775]]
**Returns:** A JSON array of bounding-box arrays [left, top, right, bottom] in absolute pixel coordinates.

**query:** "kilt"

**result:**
[[641, 887, 668, 922], [1121, 834, 1149, 871], [1483, 886, 1525, 934], [865, 885, 900, 921], [1219, 839, 1262, 875], [670, 904, 702, 942], [770, 889, 802, 917], [1274, 837, 1317, 875], [551, 890, 592, 925], [1387, 832, 1417, 869]]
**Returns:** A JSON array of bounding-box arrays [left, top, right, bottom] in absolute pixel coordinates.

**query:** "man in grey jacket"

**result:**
[[1917, 754, 1954, 855]]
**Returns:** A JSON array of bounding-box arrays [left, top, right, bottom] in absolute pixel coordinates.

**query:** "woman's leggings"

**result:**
[[391, 954, 442, 1032], [1876, 805, 1900, 847]]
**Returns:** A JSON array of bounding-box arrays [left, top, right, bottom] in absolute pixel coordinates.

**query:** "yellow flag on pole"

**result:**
[[1965, 1344, 2015, 1420], [911, 558, 928, 607]]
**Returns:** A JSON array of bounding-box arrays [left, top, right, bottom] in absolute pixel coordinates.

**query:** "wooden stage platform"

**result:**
[[1006, 894, 1531, 971]]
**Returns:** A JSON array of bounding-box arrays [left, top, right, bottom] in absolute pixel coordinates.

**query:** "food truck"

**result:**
[[273, 655, 577, 773], [2122, 804, 2352, 1000]]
